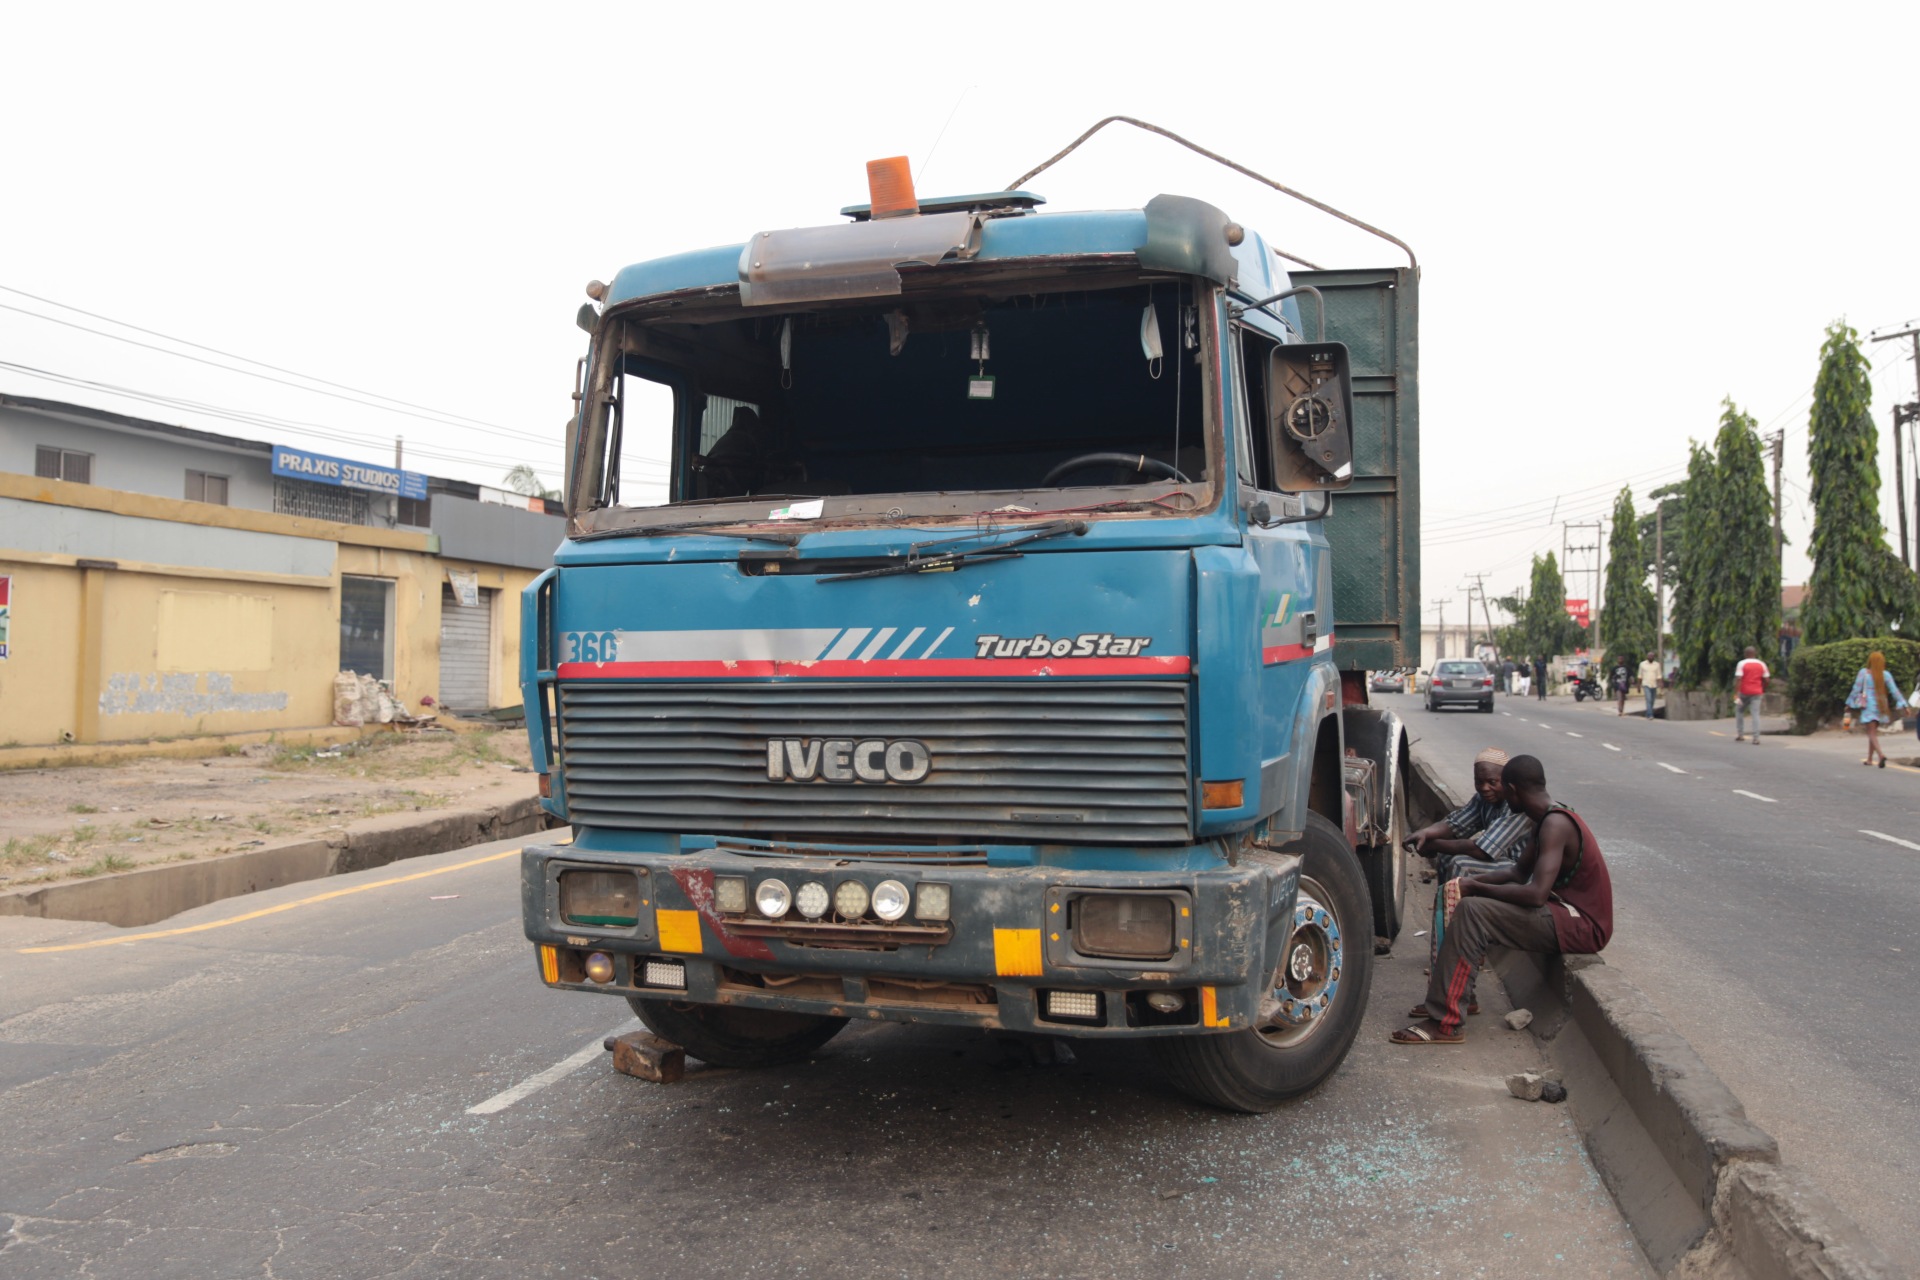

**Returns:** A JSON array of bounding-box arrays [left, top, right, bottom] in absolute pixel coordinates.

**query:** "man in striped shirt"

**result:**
[[1407, 747, 1535, 1011]]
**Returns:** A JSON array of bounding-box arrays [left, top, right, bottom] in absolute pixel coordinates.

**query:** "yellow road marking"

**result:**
[[18, 847, 523, 954]]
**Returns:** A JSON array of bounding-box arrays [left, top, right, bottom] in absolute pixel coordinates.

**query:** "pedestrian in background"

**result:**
[[1637, 651, 1661, 719], [1501, 657, 1517, 695], [1733, 646, 1769, 744], [1611, 658, 1631, 716], [1533, 656, 1548, 700], [1846, 650, 1908, 769]]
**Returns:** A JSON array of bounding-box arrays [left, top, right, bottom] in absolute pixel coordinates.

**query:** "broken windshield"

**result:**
[[576, 273, 1216, 524]]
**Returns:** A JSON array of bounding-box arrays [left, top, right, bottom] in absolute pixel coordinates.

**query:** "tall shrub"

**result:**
[[1788, 636, 1920, 732], [1523, 552, 1579, 659], [1706, 401, 1781, 682], [1803, 322, 1893, 644], [1670, 443, 1718, 687], [1601, 487, 1656, 671]]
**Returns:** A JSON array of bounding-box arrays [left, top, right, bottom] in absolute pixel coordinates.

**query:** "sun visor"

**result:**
[[1138, 194, 1239, 288], [738, 212, 980, 307]]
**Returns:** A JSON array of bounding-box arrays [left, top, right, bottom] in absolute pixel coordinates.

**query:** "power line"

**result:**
[[0, 299, 555, 449]]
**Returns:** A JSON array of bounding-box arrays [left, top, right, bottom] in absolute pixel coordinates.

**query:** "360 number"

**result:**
[[565, 631, 619, 663]]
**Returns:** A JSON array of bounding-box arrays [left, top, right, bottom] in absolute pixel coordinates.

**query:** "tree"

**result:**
[[502, 464, 562, 502], [1670, 442, 1717, 687], [1637, 479, 1684, 585], [1601, 487, 1657, 671], [1707, 401, 1781, 678], [1800, 322, 1920, 643], [1522, 552, 1580, 659]]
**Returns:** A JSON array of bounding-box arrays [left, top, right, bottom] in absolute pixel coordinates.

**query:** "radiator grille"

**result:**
[[558, 681, 1191, 844]]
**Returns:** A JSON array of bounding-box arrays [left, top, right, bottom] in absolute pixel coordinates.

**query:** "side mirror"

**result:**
[[1266, 342, 1354, 490]]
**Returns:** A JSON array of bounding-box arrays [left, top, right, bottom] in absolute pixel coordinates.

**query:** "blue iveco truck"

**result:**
[[520, 126, 1419, 1110]]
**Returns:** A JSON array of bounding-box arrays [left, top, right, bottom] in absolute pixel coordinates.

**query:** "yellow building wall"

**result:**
[[0, 562, 83, 746], [1, 474, 545, 746]]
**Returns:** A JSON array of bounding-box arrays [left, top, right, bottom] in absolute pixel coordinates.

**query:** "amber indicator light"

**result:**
[[865, 156, 918, 219]]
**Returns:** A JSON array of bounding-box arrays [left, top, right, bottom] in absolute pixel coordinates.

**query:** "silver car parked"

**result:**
[[1425, 659, 1496, 713]]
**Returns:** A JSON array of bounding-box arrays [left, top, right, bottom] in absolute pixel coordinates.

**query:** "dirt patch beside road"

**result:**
[[0, 727, 538, 892]]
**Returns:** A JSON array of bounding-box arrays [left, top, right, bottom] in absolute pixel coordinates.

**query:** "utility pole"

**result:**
[[1470, 573, 1497, 656], [395, 435, 405, 470], [1429, 596, 1451, 662], [1561, 520, 1603, 652], [1766, 430, 1785, 569], [1655, 501, 1666, 665], [1869, 325, 1920, 569]]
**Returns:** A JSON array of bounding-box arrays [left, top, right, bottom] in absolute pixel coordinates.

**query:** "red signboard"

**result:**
[[1564, 598, 1590, 628]]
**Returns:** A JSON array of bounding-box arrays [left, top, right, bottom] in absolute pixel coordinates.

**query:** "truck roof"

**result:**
[[604, 194, 1292, 312]]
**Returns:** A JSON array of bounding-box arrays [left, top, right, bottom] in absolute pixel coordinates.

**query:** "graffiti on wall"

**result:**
[[99, 672, 289, 717]]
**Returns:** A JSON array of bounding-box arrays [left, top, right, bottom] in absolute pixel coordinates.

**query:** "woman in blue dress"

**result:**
[[1846, 651, 1909, 768]]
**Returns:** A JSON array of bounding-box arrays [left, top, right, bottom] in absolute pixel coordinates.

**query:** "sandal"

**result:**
[[1391, 1020, 1464, 1045]]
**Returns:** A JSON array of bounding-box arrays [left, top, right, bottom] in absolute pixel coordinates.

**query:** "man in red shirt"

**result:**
[[1734, 646, 1770, 744], [1392, 754, 1613, 1045]]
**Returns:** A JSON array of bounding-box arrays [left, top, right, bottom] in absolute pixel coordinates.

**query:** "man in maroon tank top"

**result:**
[[1392, 754, 1613, 1045]]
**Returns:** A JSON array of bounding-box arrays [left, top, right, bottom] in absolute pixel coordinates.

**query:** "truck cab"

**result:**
[[520, 168, 1418, 1110]]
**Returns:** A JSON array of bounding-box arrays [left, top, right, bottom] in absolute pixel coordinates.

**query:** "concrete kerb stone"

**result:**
[[0, 794, 559, 929], [1404, 746, 1895, 1279]]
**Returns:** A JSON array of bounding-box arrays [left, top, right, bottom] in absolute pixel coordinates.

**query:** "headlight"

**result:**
[[1075, 894, 1176, 959], [872, 880, 910, 922], [558, 869, 640, 928], [715, 876, 748, 914], [795, 881, 830, 919], [834, 880, 870, 919], [914, 882, 951, 921], [755, 879, 792, 918]]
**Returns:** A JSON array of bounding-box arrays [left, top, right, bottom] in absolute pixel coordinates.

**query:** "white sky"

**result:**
[[4, 3, 1917, 622]]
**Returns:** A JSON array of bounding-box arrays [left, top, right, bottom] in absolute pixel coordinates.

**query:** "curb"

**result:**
[[0, 795, 560, 929], [1404, 751, 1897, 1280]]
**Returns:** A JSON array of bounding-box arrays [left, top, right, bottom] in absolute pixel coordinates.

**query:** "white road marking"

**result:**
[[1862, 830, 1920, 852], [1733, 790, 1777, 803], [1658, 762, 1686, 774], [467, 1021, 638, 1115], [1502, 711, 1513, 717], [1567, 732, 1583, 738], [1602, 743, 1621, 752]]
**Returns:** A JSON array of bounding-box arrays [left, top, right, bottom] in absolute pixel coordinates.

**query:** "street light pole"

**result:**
[[1868, 325, 1920, 568]]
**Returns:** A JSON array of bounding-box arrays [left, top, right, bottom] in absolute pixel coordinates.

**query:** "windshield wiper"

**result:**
[[817, 520, 1088, 583], [572, 520, 802, 545]]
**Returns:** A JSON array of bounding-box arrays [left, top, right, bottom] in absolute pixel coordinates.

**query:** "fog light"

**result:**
[[796, 881, 830, 919], [643, 959, 686, 989], [834, 880, 870, 919], [914, 882, 951, 921], [583, 951, 615, 984], [1075, 894, 1177, 960], [558, 869, 640, 928], [872, 880, 910, 922], [755, 879, 792, 918], [1044, 990, 1102, 1021], [1145, 990, 1186, 1014], [715, 875, 748, 914]]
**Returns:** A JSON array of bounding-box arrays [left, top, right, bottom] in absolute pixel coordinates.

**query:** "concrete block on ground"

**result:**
[[608, 1031, 686, 1084]]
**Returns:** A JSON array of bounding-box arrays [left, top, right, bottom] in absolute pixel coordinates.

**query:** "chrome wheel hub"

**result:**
[[1257, 876, 1344, 1047]]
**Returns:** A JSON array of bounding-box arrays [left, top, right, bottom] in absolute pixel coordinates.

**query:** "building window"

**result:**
[[185, 470, 230, 505], [275, 478, 368, 525], [35, 446, 92, 484], [339, 576, 395, 681], [397, 494, 432, 527]]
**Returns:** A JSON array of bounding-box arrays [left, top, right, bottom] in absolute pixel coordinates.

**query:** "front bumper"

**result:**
[[520, 843, 1300, 1038]]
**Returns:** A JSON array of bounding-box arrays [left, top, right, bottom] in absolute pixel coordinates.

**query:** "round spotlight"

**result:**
[[833, 880, 870, 919], [1145, 990, 1186, 1014], [583, 952, 615, 984], [872, 880, 910, 922], [795, 881, 830, 920], [754, 879, 792, 918]]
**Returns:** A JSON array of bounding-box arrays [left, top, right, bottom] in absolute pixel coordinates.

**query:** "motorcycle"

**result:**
[[1571, 673, 1603, 701]]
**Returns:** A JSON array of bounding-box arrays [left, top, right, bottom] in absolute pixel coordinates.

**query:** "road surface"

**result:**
[[0, 833, 1645, 1278], [1399, 687, 1920, 1269]]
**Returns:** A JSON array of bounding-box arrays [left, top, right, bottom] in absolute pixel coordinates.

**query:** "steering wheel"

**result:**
[[1041, 452, 1190, 486]]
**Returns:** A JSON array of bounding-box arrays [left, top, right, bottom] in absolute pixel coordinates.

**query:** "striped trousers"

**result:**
[[1422, 898, 1560, 1032]]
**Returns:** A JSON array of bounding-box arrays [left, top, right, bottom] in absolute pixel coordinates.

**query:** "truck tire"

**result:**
[[1152, 813, 1373, 1113], [1359, 769, 1407, 941], [627, 998, 847, 1069]]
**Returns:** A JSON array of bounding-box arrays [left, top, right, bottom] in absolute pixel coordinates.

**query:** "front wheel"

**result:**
[[1153, 813, 1373, 1112], [627, 997, 847, 1068]]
